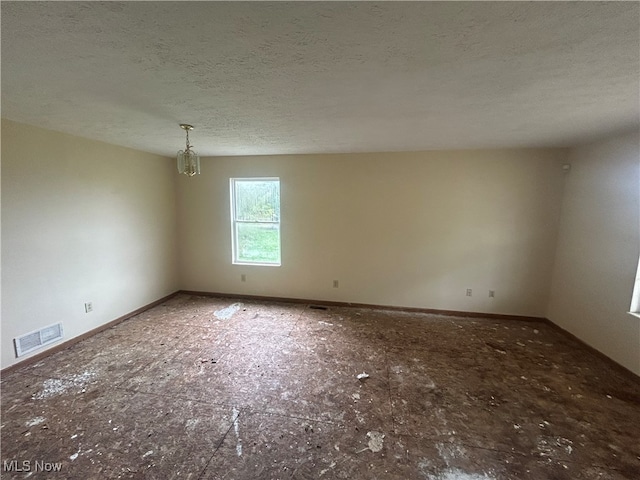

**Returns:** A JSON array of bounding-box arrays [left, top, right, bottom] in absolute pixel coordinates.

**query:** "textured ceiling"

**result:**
[[2, 1, 639, 156]]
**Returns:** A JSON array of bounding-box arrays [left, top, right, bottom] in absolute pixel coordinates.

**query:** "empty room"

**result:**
[[1, 2, 639, 479]]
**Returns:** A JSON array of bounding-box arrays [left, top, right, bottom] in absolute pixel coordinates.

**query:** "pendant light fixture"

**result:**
[[177, 124, 200, 176]]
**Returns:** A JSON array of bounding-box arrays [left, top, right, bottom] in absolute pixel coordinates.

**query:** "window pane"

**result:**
[[236, 223, 281, 264], [235, 180, 280, 222]]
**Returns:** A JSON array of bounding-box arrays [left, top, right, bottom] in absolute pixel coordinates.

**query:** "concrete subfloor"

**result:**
[[1, 294, 639, 479]]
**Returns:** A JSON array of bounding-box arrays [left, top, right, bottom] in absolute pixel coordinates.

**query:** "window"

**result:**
[[230, 178, 281, 265]]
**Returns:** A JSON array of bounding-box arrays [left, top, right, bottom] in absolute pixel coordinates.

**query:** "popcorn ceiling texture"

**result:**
[[1, 2, 638, 156]]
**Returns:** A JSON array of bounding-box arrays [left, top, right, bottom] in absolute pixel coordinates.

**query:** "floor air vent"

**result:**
[[14, 322, 64, 357], [309, 305, 328, 310]]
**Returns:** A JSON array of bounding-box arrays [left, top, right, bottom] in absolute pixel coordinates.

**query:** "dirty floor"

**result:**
[[1, 294, 639, 479]]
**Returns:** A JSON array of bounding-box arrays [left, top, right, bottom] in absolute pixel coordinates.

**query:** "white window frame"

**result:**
[[230, 177, 281, 266], [629, 257, 640, 317]]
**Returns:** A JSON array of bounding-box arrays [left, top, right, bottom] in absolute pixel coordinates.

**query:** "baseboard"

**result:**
[[0, 291, 180, 375], [185, 289, 638, 380], [541, 319, 639, 381], [179, 290, 548, 323], [5, 289, 636, 382]]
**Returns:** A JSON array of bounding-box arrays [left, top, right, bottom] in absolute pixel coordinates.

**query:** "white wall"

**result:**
[[1, 120, 179, 369], [4, 119, 636, 374], [547, 131, 640, 375], [6, 118, 636, 375], [178, 149, 567, 317]]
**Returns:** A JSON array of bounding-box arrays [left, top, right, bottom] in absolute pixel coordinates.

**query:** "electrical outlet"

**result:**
[[84, 302, 93, 313], [489, 290, 495, 298], [466, 289, 472, 297], [241, 274, 246, 282], [333, 280, 339, 288]]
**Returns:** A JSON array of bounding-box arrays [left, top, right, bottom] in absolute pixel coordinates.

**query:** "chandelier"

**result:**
[[177, 124, 200, 176]]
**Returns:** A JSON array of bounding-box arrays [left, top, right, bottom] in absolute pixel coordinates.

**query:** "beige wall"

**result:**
[[5, 120, 636, 374], [178, 149, 567, 317], [1, 120, 179, 369], [547, 131, 640, 375]]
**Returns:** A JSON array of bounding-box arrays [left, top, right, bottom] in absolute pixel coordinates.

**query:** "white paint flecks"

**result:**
[[33, 371, 95, 399], [424, 376, 436, 389], [366, 431, 385, 453], [537, 438, 554, 457], [25, 416, 45, 427], [142, 450, 153, 459], [319, 461, 336, 477], [185, 418, 199, 430], [436, 442, 467, 466], [214, 303, 242, 320], [418, 459, 433, 473], [232, 407, 242, 456], [538, 437, 574, 458], [434, 408, 455, 436], [69, 447, 92, 462], [432, 443, 496, 480], [427, 469, 495, 480]]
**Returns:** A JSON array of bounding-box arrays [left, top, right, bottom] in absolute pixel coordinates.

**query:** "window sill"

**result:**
[[233, 261, 281, 267]]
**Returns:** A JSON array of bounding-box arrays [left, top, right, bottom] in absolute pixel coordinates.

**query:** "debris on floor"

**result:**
[[25, 416, 46, 427], [367, 431, 385, 452], [232, 407, 242, 457], [426, 468, 496, 480], [214, 302, 243, 320], [198, 358, 216, 364], [357, 431, 385, 453], [2, 293, 639, 479], [32, 371, 96, 399]]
